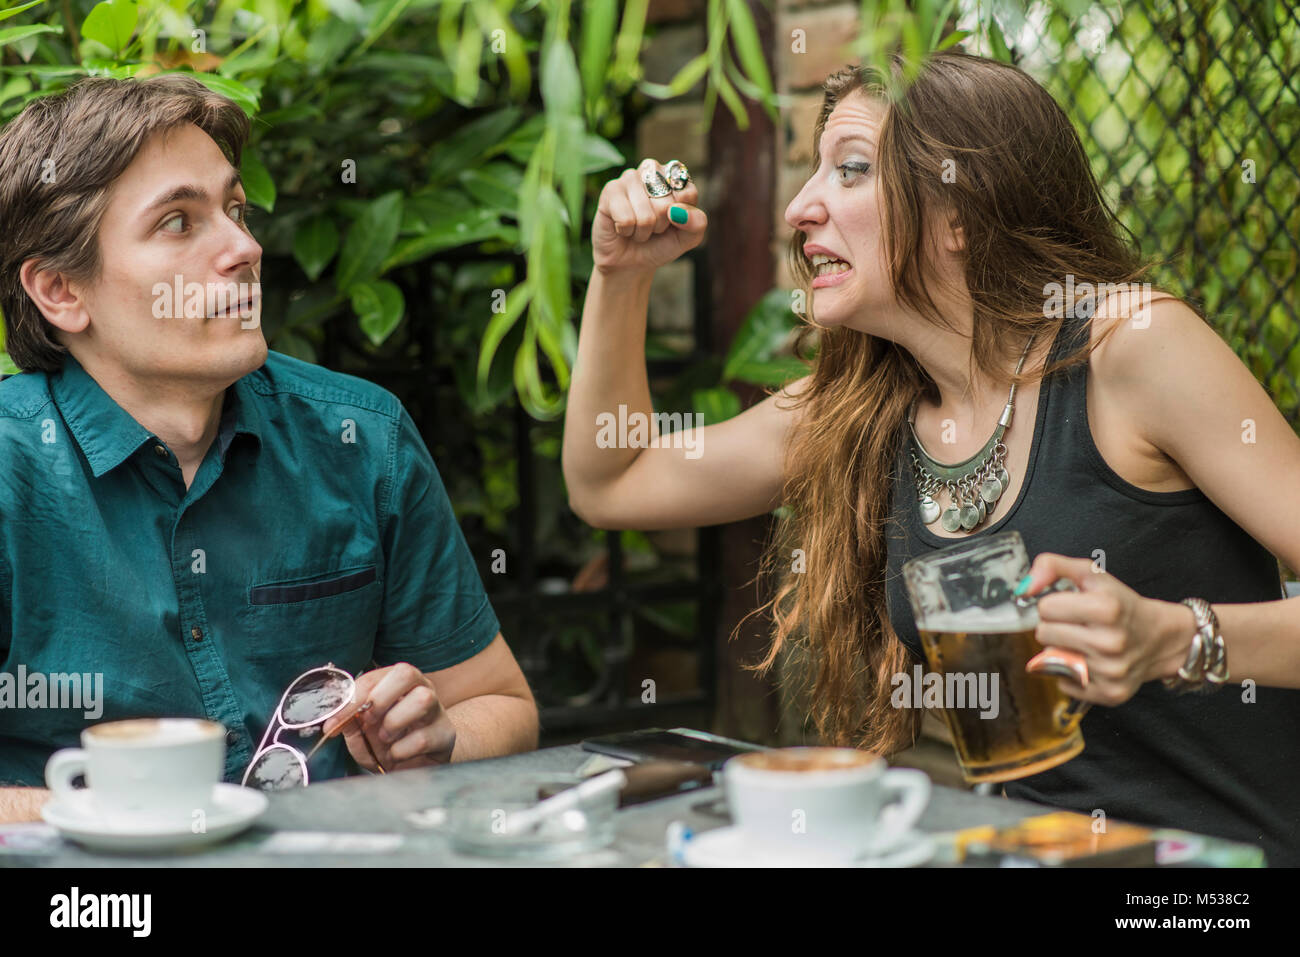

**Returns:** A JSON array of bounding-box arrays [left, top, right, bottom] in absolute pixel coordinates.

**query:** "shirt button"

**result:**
[[153, 444, 168, 458], [226, 730, 240, 746], [190, 625, 204, 642]]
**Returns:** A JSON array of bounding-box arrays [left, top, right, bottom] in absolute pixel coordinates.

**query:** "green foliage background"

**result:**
[[1011, 0, 1300, 425], [0, 0, 810, 627], [2, 0, 1296, 682], [1, 0, 1296, 537]]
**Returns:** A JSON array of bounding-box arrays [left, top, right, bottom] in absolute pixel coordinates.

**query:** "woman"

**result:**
[[561, 51, 1300, 864]]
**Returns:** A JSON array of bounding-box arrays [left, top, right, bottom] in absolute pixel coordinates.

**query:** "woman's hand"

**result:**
[[1019, 553, 1188, 706], [592, 157, 707, 276]]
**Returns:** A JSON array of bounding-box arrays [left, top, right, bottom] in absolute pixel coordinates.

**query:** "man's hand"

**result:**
[[323, 663, 456, 772]]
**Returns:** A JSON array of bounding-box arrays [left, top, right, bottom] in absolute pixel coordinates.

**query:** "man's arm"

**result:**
[[0, 787, 49, 823], [329, 634, 538, 771], [428, 632, 539, 762], [355, 402, 538, 767]]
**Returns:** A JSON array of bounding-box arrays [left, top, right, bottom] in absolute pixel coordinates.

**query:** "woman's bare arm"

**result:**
[[563, 270, 809, 529], [1089, 294, 1300, 688], [563, 157, 812, 530]]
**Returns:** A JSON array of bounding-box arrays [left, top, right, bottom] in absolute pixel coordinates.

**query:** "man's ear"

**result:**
[[19, 259, 90, 336]]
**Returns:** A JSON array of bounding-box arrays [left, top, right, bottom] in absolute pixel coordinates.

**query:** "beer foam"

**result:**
[[920, 606, 1036, 632]]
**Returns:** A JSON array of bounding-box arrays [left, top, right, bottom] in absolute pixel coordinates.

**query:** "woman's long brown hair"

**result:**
[[747, 50, 1163, 755]]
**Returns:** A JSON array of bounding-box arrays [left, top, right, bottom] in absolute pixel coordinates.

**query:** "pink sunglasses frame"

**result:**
[[241, 662, 359, 789]]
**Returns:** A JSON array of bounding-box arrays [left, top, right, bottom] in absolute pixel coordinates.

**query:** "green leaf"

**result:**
[[692, 386, 742, 426], [579, 0, 617, 112], [713, 65, 747, 128], [934, 29, 969, 53], [382, 207, 505, 271], [0, 75, 31, 109], [239, 149, 275, 212], [82, 57, 141, 78], [293, 215, 340, 282], [320, 0, 367, 26], [0, 24, 60, 50], [926, 0, 959, 50], [427, 107, 523, 186], [459, 163, 524, 214], [515, 124, 549, 250], [496, 113, 547, 164], [335, 191, 403, 292], [514, 320, 563, 419], [258, 103, 323, 126], [665, 51, 710, 97], [530, 187, 569, 331], [579, 132, 623, 173], [184, 72, 260, 115], [541, 35, 581, 118], [400, 190, 469, 232], [554, 112, 585, 240], [725, 0, 772, 95], [477, 282, 531, 392], [723, 288, 802, 382], [452, 2, 483, 105], [303, 14, 354, 69], [987, 17, 1012, 62], [351, 280, 405, 346], [359, 0, 414, 55], [0, 1, 47, 24], [285, 286, 342, 330], [80, 0, 137, 57]]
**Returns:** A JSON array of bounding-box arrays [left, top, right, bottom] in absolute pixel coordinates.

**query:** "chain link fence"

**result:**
[[958, 0, 1299, 427]]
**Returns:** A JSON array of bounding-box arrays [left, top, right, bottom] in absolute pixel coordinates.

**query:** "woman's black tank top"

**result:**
[[884, 309, 1300, 865]]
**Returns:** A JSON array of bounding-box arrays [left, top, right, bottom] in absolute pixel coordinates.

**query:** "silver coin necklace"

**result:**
[[907, 335, 1037, 533]]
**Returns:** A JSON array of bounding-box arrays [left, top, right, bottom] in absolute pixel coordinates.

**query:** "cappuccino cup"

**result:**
[[723, 747, 930, 862], [45, 718, 226, 827]]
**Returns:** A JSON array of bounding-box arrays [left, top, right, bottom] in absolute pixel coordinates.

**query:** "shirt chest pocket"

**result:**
[[238, 564, 383, 669]]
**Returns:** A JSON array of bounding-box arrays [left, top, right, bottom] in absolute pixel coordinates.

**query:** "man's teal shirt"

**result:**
[[0, 351, 501, 786]]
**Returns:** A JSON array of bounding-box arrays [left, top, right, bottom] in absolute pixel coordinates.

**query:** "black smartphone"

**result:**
[[581, 728, 763, 771]]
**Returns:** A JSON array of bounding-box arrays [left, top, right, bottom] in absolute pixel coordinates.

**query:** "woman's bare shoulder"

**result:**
[[1088, 286, 1186, 354]]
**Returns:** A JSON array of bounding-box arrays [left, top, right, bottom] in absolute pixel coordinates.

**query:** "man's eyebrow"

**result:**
[[140, 169, 244, 218]]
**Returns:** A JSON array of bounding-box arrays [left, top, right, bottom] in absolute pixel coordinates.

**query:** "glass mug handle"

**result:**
[[1014, 577, 1092, 732]]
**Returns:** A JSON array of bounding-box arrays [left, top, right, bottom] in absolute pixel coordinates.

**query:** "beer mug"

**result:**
[[902, 530, 1090, 784]]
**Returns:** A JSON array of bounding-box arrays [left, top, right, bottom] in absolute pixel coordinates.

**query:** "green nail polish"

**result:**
[[1013, 574, 1033, 596], [669, 205, 688, 225]]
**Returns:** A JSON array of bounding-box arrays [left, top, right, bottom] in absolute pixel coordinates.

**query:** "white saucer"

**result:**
[[41, 784, 268, 854], [681, 827, 934, 868]]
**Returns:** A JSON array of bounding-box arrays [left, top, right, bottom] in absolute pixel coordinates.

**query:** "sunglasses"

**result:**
[[242, 662, 386, 790]]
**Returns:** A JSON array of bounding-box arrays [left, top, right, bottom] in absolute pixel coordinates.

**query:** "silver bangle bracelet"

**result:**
[[1162, 597, 1228, 694]]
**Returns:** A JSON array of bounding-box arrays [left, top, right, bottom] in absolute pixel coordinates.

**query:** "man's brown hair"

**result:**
[[0, 73, 249, 372]]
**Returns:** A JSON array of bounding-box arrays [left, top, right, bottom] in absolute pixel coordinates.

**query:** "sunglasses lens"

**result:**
[[245, 747, 306, 790], [281, 669, 353, 726]]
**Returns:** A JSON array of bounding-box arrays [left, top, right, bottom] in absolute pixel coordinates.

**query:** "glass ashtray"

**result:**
[[443, 774, 618, 860]]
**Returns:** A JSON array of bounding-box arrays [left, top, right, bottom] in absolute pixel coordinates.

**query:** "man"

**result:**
[[0, 74, 537, 821]]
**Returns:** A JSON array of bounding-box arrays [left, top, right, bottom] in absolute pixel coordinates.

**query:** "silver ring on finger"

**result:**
[[641, 166, 672, 198], [663, 160, 691, 191]]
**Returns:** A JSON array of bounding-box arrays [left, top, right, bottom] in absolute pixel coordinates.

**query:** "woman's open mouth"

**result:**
[[811, 253, 853, 288]]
